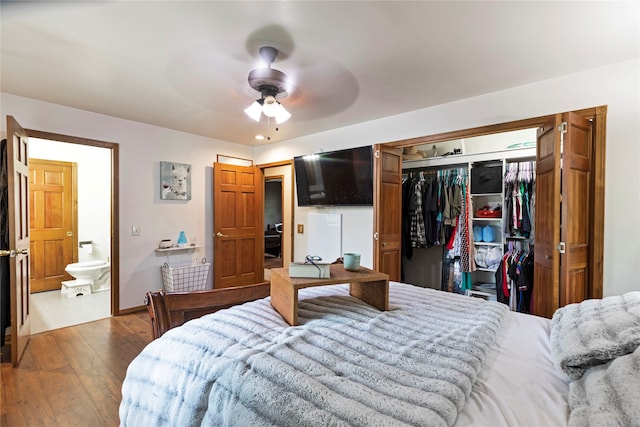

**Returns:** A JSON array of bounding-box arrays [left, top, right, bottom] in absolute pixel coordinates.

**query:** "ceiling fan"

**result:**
[[244, 46, 293, 124]]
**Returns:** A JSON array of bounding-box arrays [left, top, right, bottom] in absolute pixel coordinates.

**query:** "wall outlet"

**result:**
[[297, 224, 304, 234], [132, 225, 140, 236]]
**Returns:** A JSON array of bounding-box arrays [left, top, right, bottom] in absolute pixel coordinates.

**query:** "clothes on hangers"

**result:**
[[504, 161, 536, 239], [402, 168, 468, 254], [494, 241, 534, 313]]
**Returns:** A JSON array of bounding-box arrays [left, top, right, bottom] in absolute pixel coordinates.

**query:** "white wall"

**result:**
[[2, 58, 637, 309], [1, 93, 252, 310], [254, 58, 640, 298], [29, 138, 111, 263]]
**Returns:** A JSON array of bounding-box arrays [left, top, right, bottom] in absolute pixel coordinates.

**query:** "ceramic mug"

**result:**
[[343, 253, 361, 271]]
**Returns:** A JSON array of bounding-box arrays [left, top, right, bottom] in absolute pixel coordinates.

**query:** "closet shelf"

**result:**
[[471, 193, 502, 197], [473, 242, 502, 247], [472, 217, 502, 222], [469, 289, 496, 297], [476, 267, 498, 273]]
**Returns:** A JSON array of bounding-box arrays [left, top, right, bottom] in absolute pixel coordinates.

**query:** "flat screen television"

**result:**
[[294, 146, 373, 206]]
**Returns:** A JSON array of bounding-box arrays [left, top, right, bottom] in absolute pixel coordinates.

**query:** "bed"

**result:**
[[120, 281, 640, 427]]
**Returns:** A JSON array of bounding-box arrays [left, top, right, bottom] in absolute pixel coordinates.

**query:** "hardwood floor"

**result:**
[[1, 311, 152, 426], [264, 255, 283, 269]]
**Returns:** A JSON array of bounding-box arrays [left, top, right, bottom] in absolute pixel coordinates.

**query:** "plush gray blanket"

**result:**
[[550, 291, 640, 381], [550, 291, 640, 427], [120, 283, 507, 427], [568, 345, 640, 427]]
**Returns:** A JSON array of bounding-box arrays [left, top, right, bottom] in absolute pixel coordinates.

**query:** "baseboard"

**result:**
[[116, 305, 146, 315]]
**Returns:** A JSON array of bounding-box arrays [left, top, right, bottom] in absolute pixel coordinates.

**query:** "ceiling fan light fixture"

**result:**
[[275, 104, 291, 124], [244, 46, 294, 125], [261, 95, 279, 117], [244, 100, 263, 122]]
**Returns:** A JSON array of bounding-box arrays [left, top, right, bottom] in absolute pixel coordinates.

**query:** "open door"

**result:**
[[533, 116, 562, 318], [533, 112, 593, 317], [3, 116, 31, 365], [213, 162, 263, 289], [373, 144, 402, 281]]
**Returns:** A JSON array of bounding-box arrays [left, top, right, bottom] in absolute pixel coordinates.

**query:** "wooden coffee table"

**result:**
[[270, 264, 389, 326]]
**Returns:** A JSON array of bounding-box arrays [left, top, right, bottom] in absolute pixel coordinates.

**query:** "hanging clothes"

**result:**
[[402, 167, 468, 253], [494, 241, 534, 313], [409, 173, 427, 248], [504, 161, 536, 239]]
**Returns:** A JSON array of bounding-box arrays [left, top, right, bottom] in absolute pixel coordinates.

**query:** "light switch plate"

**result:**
[[132, 225, 140, 236]]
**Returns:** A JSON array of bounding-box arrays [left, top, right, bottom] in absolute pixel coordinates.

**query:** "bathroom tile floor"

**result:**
[[30, 289, 111, 334]]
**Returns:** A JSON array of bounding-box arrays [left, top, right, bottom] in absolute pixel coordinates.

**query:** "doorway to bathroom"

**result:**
[[28, 136, 113, 333]]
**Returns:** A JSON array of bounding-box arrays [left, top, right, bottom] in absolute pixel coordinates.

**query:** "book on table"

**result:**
[[288, 262, 331, 279]]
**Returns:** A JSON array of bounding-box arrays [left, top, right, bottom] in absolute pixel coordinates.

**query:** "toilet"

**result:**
[[63, 260, 111, 296]]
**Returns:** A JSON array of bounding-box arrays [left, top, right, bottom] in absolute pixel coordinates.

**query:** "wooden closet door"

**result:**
[[533, 112, 593, 318], [559, 112, 592, 307], [533, 116, 562, 318], [373, 145, 401, 281]]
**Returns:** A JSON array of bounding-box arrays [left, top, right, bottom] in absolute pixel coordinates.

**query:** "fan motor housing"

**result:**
[[247, 68, 290, 99]]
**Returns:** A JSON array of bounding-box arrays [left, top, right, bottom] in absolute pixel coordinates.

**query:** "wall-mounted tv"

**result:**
[[294, 146, 373, 207]]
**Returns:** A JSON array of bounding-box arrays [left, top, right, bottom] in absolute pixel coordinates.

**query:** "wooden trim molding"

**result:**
[[384, 107, 604, 149], [25, 128, 122, 314], [257, 159, 293, 169]]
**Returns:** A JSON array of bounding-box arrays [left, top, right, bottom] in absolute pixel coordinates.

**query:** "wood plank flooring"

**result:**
[[1, 311, 152, 427]]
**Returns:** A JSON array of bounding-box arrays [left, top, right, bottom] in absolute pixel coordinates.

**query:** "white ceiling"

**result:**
[[2, 1, 638, 146]]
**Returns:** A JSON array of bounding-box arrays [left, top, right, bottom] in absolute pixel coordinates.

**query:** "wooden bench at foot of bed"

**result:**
[[144, 282, 271, 339]]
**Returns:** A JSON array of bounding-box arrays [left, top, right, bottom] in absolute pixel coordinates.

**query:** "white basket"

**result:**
[[161, 262, 210, 292]]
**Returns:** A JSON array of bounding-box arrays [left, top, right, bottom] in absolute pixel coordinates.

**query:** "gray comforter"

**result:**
[[550, 291, 640, 381], [550, 291, 640, 427], [120, 282, 507, 427]]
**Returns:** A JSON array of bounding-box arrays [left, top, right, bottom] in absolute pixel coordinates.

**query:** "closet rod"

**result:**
[[403, 164, 468, 174]]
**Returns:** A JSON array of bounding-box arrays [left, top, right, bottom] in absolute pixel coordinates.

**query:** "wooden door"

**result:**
[[6, 116, 31, 365], [29, 159, 76, 293], [533, 116, 562, 318], [559, 112, 592, 307], [373, 145, 402, 281], [533, 112, 593, 317], [213, 163, 263, 289]]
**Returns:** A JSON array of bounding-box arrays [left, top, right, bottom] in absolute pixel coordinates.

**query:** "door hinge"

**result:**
[[559, 121, 567, 155], [374, 150, 380, 159], [558, 122, 567, 134], [556, 242, 566, 254], [373, 232, 379, 241]]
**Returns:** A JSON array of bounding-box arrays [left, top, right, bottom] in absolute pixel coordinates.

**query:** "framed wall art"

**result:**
[[160, 161, 191, 200]]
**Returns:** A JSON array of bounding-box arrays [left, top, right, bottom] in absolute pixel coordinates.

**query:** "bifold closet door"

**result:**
[[373, 145, 401, 281], [533, 112, 592, 318]]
